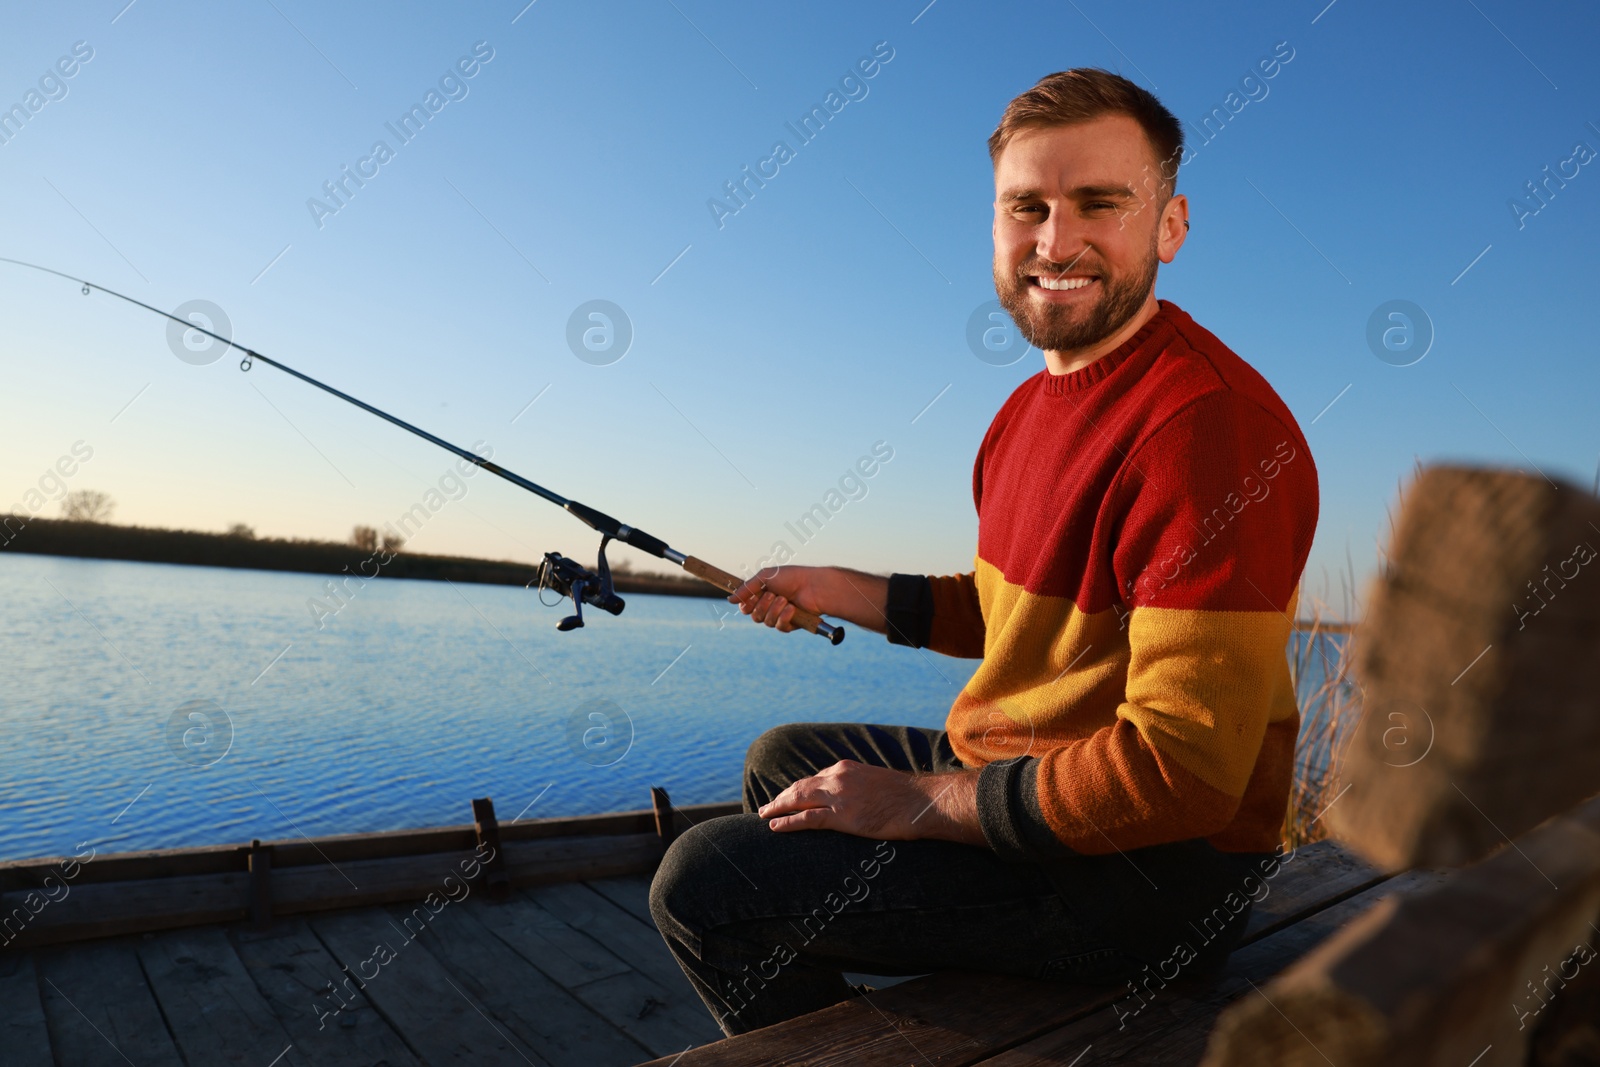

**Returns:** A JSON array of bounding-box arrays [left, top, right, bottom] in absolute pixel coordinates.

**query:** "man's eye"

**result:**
[[1085, 201, 1117, 212]]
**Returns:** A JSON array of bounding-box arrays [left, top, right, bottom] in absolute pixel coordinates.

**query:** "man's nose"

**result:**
[[1036, 215, 1087, 270]]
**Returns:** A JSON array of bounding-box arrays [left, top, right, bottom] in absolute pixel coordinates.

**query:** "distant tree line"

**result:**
[[1, 514, 716, 598]]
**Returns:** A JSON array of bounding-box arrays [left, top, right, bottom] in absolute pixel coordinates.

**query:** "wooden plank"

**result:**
[[276, 835, 667, 914], [0, 842, 245, 889], [566, 969, 719, 1060], [231, 919, 424, 1067], [634, 841, 1399, 1067], [136, 926, 298, 1065], [1240, 840, 1385, 940], [0, 952, 53, 1067], [471, 891, 721, 1055], [584, 874, 656, 927], [975, 868, 1448, 1067], [2, 871, 248, 948], [35, 940, 185, 1066], [272, 846, 517, 915], [273, 834, 669, 913], [466, 887, 635, 989], [0, 801, 738, 887], [528, 882, 695, 996], [1329, 466, 1600, 869], [503, 833, 667, 888], [403, 898, 653, 1065], [473, 797, 513, 900], [1203, 793, 1600, 1067], [3, 833, 670, 950], [311, 906, 547, 1065], [650, 968, 1114, 1067]]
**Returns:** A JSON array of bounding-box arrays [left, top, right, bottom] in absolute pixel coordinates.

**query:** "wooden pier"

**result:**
[[4, 465, 1600, 1065], [1, 798, 733, 1065], [0, 791, 1402, 1067]]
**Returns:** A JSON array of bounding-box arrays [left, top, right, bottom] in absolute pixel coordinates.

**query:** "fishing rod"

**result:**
[[2, 257, 844, 644]]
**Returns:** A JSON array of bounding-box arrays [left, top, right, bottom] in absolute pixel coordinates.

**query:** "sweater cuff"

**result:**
[[884, 573, 933, 648], [976, 756, 1079, 864]]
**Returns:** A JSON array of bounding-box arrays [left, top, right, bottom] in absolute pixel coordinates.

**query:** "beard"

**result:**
[[994, 237, 1159, 353]]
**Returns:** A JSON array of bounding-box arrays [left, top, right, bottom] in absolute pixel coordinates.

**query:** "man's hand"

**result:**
[[758, 761, 988, 846], [729, 565, 829, 633], [728, 566, 892, 634]]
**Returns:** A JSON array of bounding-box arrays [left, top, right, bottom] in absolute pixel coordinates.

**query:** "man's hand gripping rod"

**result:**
[[562, 502, 843, 644]]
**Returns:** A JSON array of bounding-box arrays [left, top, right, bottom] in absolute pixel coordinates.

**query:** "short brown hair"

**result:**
[[987, 68, 1184, 192]]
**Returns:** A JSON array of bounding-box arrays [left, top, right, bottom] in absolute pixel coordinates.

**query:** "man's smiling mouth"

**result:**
[[1031, 275, 1097, 291]]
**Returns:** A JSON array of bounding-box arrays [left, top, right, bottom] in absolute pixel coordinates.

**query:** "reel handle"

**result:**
[[682, 557, 844, 645]]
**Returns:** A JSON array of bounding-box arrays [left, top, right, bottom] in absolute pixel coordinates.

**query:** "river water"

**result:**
[[0, 553, 1352, 863], [0, 553, 975, 861]]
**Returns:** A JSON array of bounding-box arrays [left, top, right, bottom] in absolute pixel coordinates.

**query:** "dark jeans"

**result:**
[[650, 722, 1261, 1036]]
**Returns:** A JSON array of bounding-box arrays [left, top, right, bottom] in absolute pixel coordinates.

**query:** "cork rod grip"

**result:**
[[681, 557, 844, 645]]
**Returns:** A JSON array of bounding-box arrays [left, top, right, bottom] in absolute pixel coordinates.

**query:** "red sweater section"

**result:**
[[929, 301, 1320, 855]]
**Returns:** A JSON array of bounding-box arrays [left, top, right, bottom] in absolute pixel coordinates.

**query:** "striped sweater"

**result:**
[[888, 301, 1318, 860]]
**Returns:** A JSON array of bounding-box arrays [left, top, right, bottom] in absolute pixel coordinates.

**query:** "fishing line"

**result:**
[[0, 257, 843, 644]]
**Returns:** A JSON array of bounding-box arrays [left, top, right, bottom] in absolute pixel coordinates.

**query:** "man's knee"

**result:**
[[650, 814, 759, 941], [649, 839, 691, 940]]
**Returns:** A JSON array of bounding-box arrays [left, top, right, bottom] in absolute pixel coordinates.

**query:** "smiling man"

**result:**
[[651, 68, 1319, 1036]]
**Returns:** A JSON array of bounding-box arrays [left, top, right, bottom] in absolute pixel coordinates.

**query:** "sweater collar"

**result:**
[[1040, 300, 1178, 397]]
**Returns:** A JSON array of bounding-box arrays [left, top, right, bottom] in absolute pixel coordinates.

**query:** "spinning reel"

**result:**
[[534, 535, 626, 632]]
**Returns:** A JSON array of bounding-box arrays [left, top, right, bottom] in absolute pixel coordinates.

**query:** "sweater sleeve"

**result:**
[[885, 571, 985, 658], [976, 391, 1318, 858]]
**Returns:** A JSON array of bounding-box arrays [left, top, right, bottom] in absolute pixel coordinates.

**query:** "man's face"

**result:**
[[992, 115, 1184, 354]]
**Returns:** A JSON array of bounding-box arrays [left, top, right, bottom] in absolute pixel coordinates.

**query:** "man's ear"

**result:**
[[1158, 193, 1189, 264]]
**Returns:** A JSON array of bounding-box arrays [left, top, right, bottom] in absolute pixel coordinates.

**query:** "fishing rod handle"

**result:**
[[681, 557, 845, 645]]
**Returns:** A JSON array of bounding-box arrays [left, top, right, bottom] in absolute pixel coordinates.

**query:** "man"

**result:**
[[650, 68, 1318, 1037]]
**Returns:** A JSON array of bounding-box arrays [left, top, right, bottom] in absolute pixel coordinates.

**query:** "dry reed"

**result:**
[[1281, 604, 1364, 849]]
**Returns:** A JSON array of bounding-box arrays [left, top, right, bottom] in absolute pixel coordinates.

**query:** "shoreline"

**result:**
[[0, 517, 724, 599]]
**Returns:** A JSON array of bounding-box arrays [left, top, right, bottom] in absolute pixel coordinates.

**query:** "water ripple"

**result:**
[[0, 554, 973, 861]]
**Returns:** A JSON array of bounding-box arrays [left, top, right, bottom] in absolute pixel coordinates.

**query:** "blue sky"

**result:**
[[1, 0, 1596, 620]]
